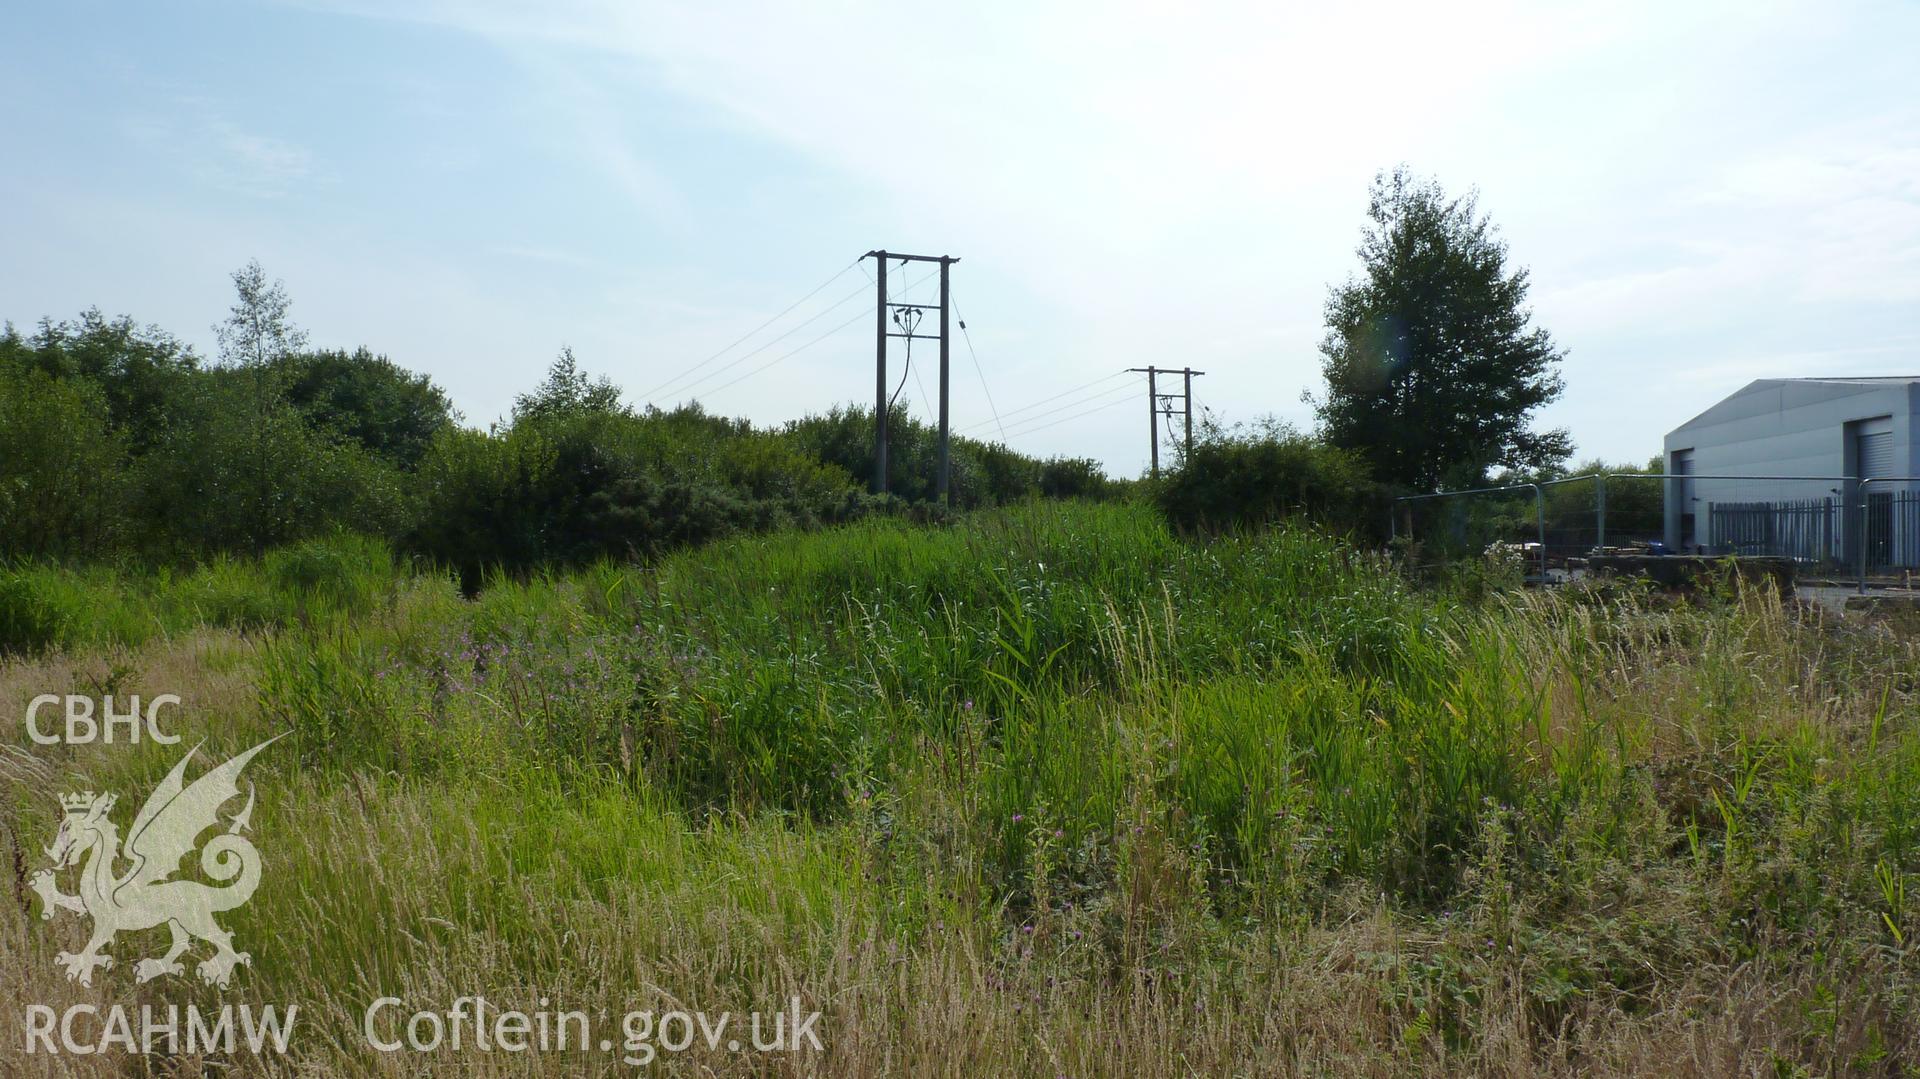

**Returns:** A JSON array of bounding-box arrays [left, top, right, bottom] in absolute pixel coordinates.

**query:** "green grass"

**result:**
[[0, 530, 413, 655], [4, 500, 1919, 1074]]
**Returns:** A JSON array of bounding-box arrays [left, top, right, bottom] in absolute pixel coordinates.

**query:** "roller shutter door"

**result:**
[[1859, 431, 1895, 479]]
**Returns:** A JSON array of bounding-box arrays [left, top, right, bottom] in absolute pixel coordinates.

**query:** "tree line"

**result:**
[[0, 262, 1108, 582], [5, 168, 1619, 572]]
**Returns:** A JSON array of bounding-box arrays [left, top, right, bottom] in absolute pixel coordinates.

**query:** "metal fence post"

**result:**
[[1534, 484, 1546, 581], [1860, 478, 1874, 594], [1595, 474, 1607, 550]]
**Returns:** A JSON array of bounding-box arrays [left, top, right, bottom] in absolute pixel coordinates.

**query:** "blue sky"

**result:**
[[4, 1, 1917, 476]]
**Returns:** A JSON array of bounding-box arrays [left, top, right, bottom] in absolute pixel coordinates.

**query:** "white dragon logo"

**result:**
[[29, 736, 281, 988]]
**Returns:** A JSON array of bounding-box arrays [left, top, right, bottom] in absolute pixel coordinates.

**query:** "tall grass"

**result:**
[[0, 531, 413, 656], [4, 501, 1918, 1074]]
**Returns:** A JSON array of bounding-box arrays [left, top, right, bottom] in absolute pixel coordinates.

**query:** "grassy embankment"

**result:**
[[3, 501, 1918, 1075]]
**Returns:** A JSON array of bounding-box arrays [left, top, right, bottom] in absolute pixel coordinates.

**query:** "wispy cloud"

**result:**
[[122, 101, 320, 197], [1694, 115, 1920, 305], [210, 121, 315, 191], [491, 244, 607, 271]]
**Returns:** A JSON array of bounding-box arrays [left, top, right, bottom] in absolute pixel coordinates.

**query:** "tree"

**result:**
[[1312, 167, 1570, 491], [17, 310, 200, 452], [215, 260, 308, 368], [278, 347, 455, 469], [511, 347, 628, 425], [0, 359, 127, 559], [213, 259, 313, 552], [134, 373, 408, 558]]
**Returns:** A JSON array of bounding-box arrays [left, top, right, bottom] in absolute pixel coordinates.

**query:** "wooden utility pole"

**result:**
[[873, 253, 889, 494], [938, 259, 951, 502], [1129, 366, 1204, 477], [1183, 367, 1195, 452], [1146, 367, 1159, 476], [865, 250, 959, 500]]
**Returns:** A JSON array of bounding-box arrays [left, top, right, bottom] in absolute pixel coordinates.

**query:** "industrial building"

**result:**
[[1663, 377, 1920, 567]]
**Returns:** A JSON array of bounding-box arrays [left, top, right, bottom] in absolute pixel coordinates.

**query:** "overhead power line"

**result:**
[[697, 305, 876, 400], [950, 290, 1006, 442], [993, 378, 1143, 436], [652, 278, 874, 403], [663, 258, 940, 415], [907, 345, 933, 419], [957, 369, 1134, 430], [999, 391, 1145, 440], [956, 370, 1137, 435], [997, 376, 1147, 440], [857, 263, 942, 310], [638, 258, 861, 403]]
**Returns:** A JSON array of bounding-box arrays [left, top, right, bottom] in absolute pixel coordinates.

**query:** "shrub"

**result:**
[[265, 532, 398, 616], [0, 567, 73, 655], [0, 361, 127, 560], [409, 406, 870, 580], [170, 557, 288, 632], [132, 374, 412, 559], [1038, 455, 1112, 499], [1155, 419, 1382, 536]]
